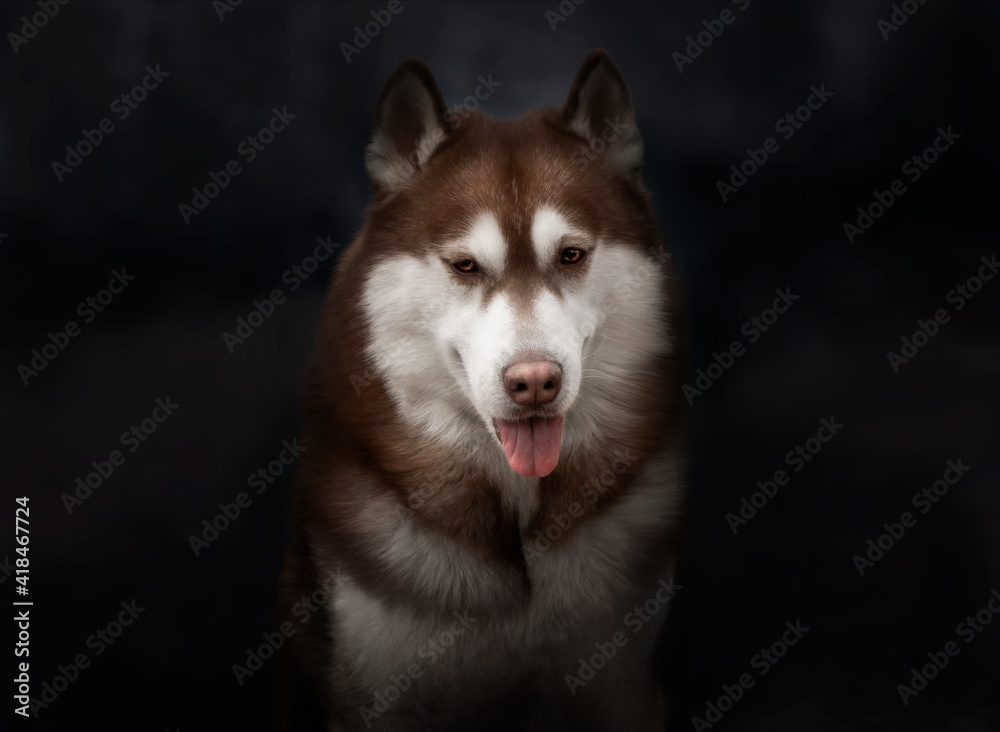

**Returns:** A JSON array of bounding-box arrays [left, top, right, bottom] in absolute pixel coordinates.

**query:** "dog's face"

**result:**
[[357, 51, 674, 478]]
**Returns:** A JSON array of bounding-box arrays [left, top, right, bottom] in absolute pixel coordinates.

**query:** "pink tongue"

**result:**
[[495, 416, 564, 477]]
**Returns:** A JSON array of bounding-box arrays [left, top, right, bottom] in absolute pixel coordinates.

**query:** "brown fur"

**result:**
[[278, 49, 688, 730]]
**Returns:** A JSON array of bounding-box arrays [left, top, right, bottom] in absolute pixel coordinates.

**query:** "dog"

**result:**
[[278, 48, 688, 731]]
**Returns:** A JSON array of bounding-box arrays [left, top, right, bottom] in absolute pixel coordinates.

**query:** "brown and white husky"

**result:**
[[278, 48, 688, 731]]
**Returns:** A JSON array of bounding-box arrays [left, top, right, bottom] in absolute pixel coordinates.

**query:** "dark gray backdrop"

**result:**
[[2, 1, 999, 730]]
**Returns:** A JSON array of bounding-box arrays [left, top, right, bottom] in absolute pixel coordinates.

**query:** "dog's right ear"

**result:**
[[365, 58, 449, 193]]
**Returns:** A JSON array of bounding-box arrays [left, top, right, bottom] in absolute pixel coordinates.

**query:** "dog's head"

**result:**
[[353, 50, 680, 478]]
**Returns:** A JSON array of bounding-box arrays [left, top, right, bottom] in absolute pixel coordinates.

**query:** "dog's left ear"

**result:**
[[366, 57, 449, 193], [560, 49, 643, 178]]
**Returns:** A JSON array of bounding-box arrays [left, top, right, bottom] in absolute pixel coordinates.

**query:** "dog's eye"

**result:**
[[452, 258, 478, 274], [560, 248, 586, 265]]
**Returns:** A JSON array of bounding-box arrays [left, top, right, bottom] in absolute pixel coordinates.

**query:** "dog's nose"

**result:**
[[503, 360, 562, 407]]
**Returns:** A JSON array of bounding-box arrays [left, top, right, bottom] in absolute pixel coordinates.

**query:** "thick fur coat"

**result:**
[[278, 49, 688, 731]]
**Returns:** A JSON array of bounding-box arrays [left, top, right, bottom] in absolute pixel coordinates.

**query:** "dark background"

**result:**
[[3, 1, 999, 730]]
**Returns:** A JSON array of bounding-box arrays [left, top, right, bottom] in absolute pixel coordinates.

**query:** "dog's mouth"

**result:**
[[492, 416, 564, 478]]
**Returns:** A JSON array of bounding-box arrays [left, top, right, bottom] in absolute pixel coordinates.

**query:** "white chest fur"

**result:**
[[327, 445, 684, 720]]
